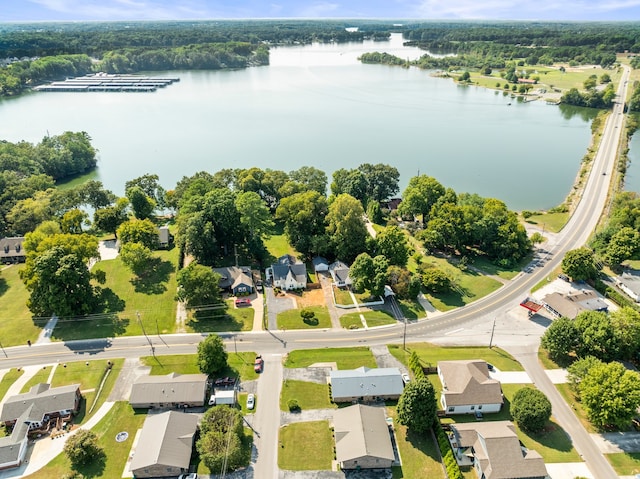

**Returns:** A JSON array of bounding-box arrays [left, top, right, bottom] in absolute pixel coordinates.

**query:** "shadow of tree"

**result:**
[[97, 288, 126, 313], [130, 258, 173, 294], [187, 309, 243, 332], [53, 313, 128, 342], [524, 419, 575, 453], [74, 448, 107, 479], [0, 277, 8, 297]]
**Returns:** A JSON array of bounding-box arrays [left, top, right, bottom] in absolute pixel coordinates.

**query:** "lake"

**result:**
[[0, 33, 598, 211]]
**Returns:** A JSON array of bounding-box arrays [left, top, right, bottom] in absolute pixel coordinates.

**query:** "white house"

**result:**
[[267, 254, 307, 291], [329, 261, 352, 288], [616, 271, 640, 302], [437, 360, 503, 415]]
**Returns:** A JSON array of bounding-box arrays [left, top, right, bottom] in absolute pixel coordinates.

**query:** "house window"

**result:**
[[448, 406, 455, 412], [478, 405, 482, 410], [470, 406, 475, 411]]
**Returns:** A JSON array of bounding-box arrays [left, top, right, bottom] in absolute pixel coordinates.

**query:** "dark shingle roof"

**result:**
[[0, 383, 80, 424]]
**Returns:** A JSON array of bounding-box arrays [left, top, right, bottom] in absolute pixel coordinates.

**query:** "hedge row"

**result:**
[[434, 422, 464, 479], [409, 351, 426, 380]]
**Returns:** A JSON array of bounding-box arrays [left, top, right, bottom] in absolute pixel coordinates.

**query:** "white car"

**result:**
[[208, 394, 216, 406], [402, 373, 411, 384], [178, 474, 197, 479], [246, 393, 255, 410]]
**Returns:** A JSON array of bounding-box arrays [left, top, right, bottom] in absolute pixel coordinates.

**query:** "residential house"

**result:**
[[129, 373, 208, 409], [312, 256, 329, 273], [129, 411, 198, 478], [437, 360, 503, 415], [329, 261, 352, 288], [0, 383, 81, 430], [330, 367, 404, 403], [542, 290, 608, 319], [212, 266, 254, 295], [0, 409, 31, 470], [616, 270, 640, 302], [448, 421, 549, 479], [268, 254, 307, 291], [333, 404, 395, 470], [157, 226, 171, 248], [0, 237, 26, 264]]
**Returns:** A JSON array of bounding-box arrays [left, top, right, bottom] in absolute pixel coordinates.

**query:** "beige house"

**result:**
[[130, 411, 198, 478], [330, 367, 404, 403], [129, 373, 208, 409], [437, 360, 503, 415], [542, 290, 608, 319], [333, 404, 395, 470], [448, 421, 549, 479]]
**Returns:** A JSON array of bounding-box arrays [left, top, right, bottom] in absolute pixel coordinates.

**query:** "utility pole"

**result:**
[[403, 315, 407, 350], [137, 311, 154, 356], [489, 318, 496, 349], [0, 339, 6, 358]]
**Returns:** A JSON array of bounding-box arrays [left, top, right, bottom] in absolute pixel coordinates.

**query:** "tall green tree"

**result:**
[[561, 247, 599, 281], [581, 362, 640, 429], [120, 242, 154, 277], [375, 226, 409, 266], [510, 387, 552, 433], [540, 316, 579, 363], [288, 166, 328, 195], [60, 208, 88, 234], [197, 334, 228, 375], [397, 378, 437, 433], [235, 191, 274, 240], [610, 307, 640, 360], [604, 226, 640, 266], [349, 252, 388, 297], [331, 168, 368, 203], [176, 262, 223, 308], [398, 175, 445, 222], [275, 190, 328, 257], [197, 406, 248, 473], [64, 429, 104, 469], [567, 356, 604, 400], [93, 197, 129, 237], [117, 219, 158, 250], [574, 310, 619, 362], [358, 163, 400, 202], [326, 194, 368, 263], [126, 185, 156, 220], [125, 173, 166, 207]]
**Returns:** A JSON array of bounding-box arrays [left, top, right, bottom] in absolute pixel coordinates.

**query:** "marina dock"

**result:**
[[33, 73, 180, 92]]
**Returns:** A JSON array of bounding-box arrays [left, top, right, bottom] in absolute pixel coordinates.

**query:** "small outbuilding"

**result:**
[[212, 389, 237, 406]]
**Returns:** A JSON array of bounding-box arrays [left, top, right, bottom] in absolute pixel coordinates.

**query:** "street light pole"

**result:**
[[489, 318, 496, 349]]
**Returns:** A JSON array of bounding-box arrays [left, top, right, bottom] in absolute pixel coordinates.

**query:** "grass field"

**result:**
[[278, 421, 334, 470], [388, 406, 445, 479], [52, 248, 179, 341], [0, 368, 24, 402], [264, 222, 297, 261], [340, 310, 397, 329], [524, 212, 570, 234], [284, 347, 376, 369], [389, 343, 523, 371], [20, 367, 52, 393], [279, 379, 336, 411], [0, 264, 42, 347], [24, 401, 146, 479], [141, 351, 259, 381], [556, 382, 595, 433], [607, 452, 640, 475], [333, 286, 354, 305], [398, 298, 426, 320], [186, 299, 254, 332], [277, 305, 331, 330], [470, 256, 526, 281]]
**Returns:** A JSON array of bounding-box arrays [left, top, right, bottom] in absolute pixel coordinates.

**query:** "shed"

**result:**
[[213, 389, 237, 406]]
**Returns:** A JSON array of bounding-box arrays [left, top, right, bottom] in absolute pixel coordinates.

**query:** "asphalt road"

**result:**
[[0, 66, 631, 479]]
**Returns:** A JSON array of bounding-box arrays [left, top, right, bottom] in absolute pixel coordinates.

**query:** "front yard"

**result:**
[[279, 379, 335, 411], [284, 347, 377, 369], [278, 421, 334, 470]]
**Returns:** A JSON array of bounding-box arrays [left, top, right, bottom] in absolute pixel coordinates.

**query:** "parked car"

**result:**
[[487, 363, 495, 372], [558, 273, 570, 282], [255, 280, 263, 292], [178, 474, 197, 479], [235, 298, 251, 307], [402, 373, 411, 385], [254, 354, 264, 373], [208, 394, 216, 406], [246, 393, 255, 410]]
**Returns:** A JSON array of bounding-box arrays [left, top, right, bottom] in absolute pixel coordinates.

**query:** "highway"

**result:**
[[0, 66, 632, 479]]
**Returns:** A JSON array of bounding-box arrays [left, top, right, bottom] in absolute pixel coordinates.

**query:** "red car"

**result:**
[[235, 298, 251, 307], [254, 355, 264, 373]]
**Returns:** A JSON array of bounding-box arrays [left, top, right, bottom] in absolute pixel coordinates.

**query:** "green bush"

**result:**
[[434, 422, 464, 479], [287, 399, 300, 412]]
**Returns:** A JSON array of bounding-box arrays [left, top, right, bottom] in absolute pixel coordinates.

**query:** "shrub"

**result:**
[[287, 399, 300, 412], [64, 429, 104, 469], [511, 387, 552, 433]]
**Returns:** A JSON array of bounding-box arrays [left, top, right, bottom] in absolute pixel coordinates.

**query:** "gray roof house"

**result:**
[[212, 266, 254, 295], [542, 290, 608, 319], [312, 256, 329, 273], [0, 383, 81, 429], [329, 261, 352, 288], [0, 237, 26, 264], [129, 411, 198, 479], [438, 360, 503, 415], [0, 409, 30, 470], [616, 270, 640, 302], [157, 226, 171, 248], [268, 254, 307, 291], [333, 404, 395, 470], [330, 367, 404, 403], [129, 373, 208, 409], [449, 421, 549, 479]]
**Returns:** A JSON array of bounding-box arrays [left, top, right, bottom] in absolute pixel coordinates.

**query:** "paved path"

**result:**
[[317, 272, 342, 329], [252, 293, 264, 331], [36, 316, 57, 344], [281, 408, 335, 425], [370, 345, 408, 372]]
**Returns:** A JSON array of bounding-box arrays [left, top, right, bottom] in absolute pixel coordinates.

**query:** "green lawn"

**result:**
[[524, 212, 570, 234], [140, 352, 259, 381], [280, 379, 336, 411], [284, 347, 377, 369], [278, 421, 334, 470], [333, 286, 354, 306], [340, 310, 397, 329], [277, 305, 331, 330], [470, 256, 526, 281], [398, 298, 426, 320], [556, 382, 595, 433], [25, 401, 146, 479], [0, 368, 24, 402], [20, 367, 52, 393], [0, 264, 42, 347], [388, 407, 445, 479], [52, 248, 179, 341], [388, 343, 524, 372], [538, 348, 565, 369], [50, 359, 125, 424], [186, 299, 254, 332], [264, 222, 297, 260], [607, 452, 640, 475]]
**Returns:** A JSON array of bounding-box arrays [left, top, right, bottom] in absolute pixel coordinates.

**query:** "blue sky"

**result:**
[[1, 0, 640, 22]]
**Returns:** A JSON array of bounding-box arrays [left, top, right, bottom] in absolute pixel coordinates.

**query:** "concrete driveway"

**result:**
[[264, 285, 296, 330]]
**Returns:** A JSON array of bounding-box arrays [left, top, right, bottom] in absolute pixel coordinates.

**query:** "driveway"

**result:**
[[591, 431, 640, 454], [264, 285, 296, 330]]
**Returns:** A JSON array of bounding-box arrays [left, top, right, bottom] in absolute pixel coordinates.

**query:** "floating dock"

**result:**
[[33, 73, 180, 92]]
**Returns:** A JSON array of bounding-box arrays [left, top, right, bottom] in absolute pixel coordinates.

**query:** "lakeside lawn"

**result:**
[[141, 352, 259, 381], [279, 379, 335, 411], [0, 264, 42, 347], [278, 421, 333, 470], [524, 211, 569, 234], [388, 343, 523, 372], [277, 305, 331, 330], [284, 347, 376, 369], [339, 310, 397, 329], [52, 248, 179, 341], [24, 401, 146, 479]]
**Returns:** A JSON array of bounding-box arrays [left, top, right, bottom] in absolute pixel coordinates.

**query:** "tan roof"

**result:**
[[129, 373, 208, 406], [438, 360, 502, 407], [452, 421, 548, 479], [130, 411, 198, 473], [333, 404, 394, 464], [542, 290, 608, 319]]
